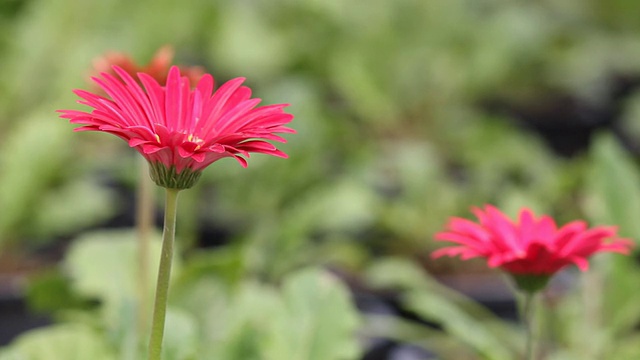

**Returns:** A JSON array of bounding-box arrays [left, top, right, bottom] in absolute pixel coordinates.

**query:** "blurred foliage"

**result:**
[[584, 133, 640, 241], [365, 258, 522, 359], [5, 231, 362, 359], [2, 0, 640, 262], [1, 0, 640, 359], [0, 324, 116, 360]]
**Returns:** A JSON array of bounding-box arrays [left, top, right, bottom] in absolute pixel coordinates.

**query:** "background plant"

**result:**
[[1, 0, 640, 359]]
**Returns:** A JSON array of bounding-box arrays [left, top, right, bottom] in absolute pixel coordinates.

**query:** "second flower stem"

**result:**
[[148, 187, 180, 360], [137, 158, 154, 334]]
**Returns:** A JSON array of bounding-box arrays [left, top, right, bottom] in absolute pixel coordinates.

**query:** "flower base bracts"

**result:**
[[511, 274, 551, 294], [148, 162, 202, 189]]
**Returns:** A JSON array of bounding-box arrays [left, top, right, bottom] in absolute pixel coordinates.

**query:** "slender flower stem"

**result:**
[[148, 188, 180, 360], [137, 158, 154, 334], [522, 291, 536, 360]]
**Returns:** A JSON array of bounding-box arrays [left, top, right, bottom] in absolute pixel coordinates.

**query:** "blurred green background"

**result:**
[[2, 0, 640, 359]]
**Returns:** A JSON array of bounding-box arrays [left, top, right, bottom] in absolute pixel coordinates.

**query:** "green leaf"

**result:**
[[211, 2, 289, 80], [609, 333, 640, 360], [263, 268, 362, 360], [212, 281, 280, 360], [26, 270, 90, 314], [366, 258, 521, 359], [0, 114, 73, 243], [162, 309, 198, 360], [62, 229, 199, 359], [361, 314, 475, 358], [64, 229, 165, 303], [175, 269, 362, 360], [584, 132, 640, 241], [0, 324, 114, 360], [175, 245, 246, 288], [598, 256, 640, 355], [30, 178, 117, 239], [405, 290, 514, 360]]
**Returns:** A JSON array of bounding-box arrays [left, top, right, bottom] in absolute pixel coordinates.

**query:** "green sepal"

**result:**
[[148, 162, 202, 189], [510, 274, 551, 294]]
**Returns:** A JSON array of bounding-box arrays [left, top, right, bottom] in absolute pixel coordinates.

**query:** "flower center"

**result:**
[[186, 133, 204, 144]]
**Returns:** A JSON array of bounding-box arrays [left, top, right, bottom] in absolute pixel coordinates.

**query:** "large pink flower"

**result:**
[[59, 65, 295, 189], [432, 205, 632, 276]]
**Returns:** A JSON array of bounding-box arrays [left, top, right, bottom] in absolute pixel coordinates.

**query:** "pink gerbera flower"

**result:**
[[432, 205, 632, 291], [59, 65, 295, 189]]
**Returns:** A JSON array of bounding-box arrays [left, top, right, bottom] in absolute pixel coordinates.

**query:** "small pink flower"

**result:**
[[432, 205, 632, 276], [59, 66, 295, 189]]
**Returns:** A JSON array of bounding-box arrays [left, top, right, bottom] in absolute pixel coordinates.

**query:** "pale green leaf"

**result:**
[[64, 229, 165, 303], [405, 290, 514, 360], [584, 132, 640, 241], [263, 268, 362, 360], [366, 258, 521, 359], [209, 282, 280, 360], [0, 114, 73, 243], [163, 309, 198, 360], [0, 324, 114, 360], [30, 178, 117, 238]]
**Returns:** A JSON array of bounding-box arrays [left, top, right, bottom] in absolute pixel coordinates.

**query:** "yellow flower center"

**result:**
[[186, 133, 203, 144]]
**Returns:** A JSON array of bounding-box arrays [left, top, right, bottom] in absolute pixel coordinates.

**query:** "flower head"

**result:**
[[432, 205, 632, 276], [59, 65, 295, 189]]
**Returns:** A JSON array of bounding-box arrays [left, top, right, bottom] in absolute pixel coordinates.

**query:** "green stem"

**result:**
[[137, 158, 154, 335], [148, 188, 180, 360], [523, 291, 536, 360]]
